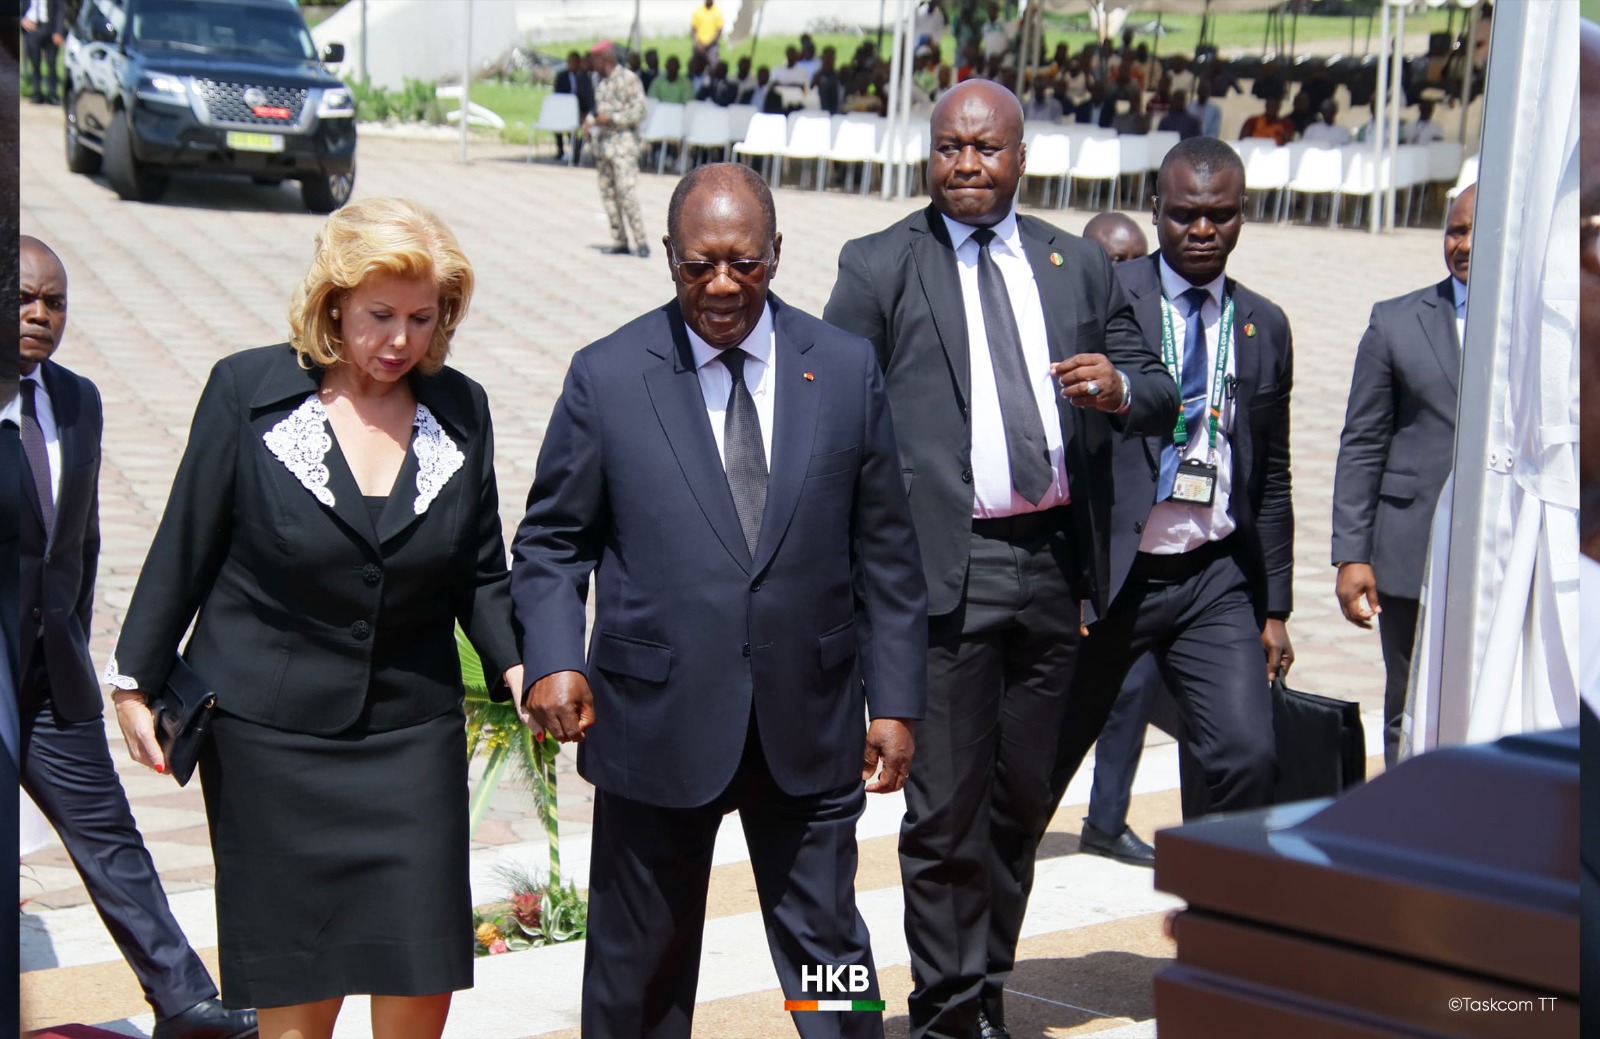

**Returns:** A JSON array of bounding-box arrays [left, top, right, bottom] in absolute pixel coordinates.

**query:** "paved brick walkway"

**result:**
[[19, 99, 1443, 1034]]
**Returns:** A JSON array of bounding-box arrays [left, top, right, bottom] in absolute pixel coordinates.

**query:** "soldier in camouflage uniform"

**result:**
[[588, 43, 650, 257]]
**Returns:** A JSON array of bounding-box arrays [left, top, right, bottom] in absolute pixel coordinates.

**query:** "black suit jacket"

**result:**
[[511, 296, 928, 809], [111, 344, 518, 735], [19, 360, 103, 722], [1114, 254, 1295, 623], [822, 206, 1179, 620], [1331, 277, 1459, 600], [555, 68, 596, 117]]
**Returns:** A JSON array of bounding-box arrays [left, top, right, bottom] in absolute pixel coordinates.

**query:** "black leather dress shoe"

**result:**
[[1078, 822, 1156, 867], [977, 1007, 1013, 1039], [603, 244, 631, 255], [152, 998, 259, 1039]]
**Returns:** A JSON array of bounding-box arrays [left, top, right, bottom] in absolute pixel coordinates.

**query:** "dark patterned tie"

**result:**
[[970, 228, 1052, 505], [20, 380, 55, 534], [720, 348, 767, 556], [1157, 287, 1213, 502]]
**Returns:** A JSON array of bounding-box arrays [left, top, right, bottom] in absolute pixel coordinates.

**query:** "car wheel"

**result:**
[[103, 108, 169, 203], [64, 92, 102, 175], [301, 165, 354, 214]]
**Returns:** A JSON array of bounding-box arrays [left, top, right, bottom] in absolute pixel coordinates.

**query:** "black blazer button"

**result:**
[[1134, 521, 1145, 533], [742, 642, 751, 657], [961, 466, 973, 484], [362, 563, 382, 586], [351, 620, 372, 641], [31, 607, 41, 619]]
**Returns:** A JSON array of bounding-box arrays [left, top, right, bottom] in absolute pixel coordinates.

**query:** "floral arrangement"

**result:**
[[472, 863, 588, 956]]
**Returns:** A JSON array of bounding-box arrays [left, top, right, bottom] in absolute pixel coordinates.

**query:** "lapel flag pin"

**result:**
[[804, 372, 815, 381], [1244, 323, 1257, 338], [1049, 252, 1064, 267]]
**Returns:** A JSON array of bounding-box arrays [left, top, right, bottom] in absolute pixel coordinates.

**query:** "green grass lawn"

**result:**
[[1037, 8, 1457, 60]]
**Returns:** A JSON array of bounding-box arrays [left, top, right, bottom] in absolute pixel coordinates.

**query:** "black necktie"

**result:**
[[719, 349, 767, 556], [20, 380, 54, 535], [970, 228, 1052, 506]]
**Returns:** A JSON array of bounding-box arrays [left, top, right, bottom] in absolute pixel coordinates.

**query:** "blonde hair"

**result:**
[[288, 197, 474, 375]]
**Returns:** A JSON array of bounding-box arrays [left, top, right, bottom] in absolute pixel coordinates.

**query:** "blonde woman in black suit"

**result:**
[[106, 197, 522, 1039]]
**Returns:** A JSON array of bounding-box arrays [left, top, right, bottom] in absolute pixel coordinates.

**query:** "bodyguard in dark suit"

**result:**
[[1332, 185, 1473, 765], [21, 0, 64, 104], [553, 51, 596, 163], [512, 164, 927, 1039], [14, 237, 255, 1039], [823, 81, 1178, 1039], [1048, 137, 1297, 834]]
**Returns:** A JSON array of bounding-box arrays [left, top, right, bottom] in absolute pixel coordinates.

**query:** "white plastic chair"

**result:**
[[640, 102, 687, 174], [826, 118, 880, 194], [869, 121, 929, 197], [1337, 146, 1387, 228], [1068, 136, 1121, 211], [780, 112, 834, 190], [1114, 134, 1150, 209], [726, 104, 758, 146], [1426, 140, 1463, 185], [1242, 144, 1291, 222], [1284, 146, 1345, 226], [681, 104, 734, 171], [1021, 130, 1072, 208], [733, 112, 789, 183], [528, 91, 579, 164], [1447, 153, 1479, 201]]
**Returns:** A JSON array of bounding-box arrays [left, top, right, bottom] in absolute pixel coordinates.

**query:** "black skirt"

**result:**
[[199, 707, 473, 1008]]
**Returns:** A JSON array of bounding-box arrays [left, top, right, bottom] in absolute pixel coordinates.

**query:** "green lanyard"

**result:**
[[1158, 290, 1233, 457]]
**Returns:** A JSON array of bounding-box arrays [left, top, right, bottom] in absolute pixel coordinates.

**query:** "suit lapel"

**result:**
[[751, 298, 820, 576], [1124, 258, 1170, 461], [1018, 219, 1086, 449], [1418, 277, 1460, 392], [321, 431, 382, 547], [1229, 279, 1260, 406], [909, 207, 971, 411], [38, 363, 79, 541], [644, 304, 753, 572], [372, 375, 469, 546]]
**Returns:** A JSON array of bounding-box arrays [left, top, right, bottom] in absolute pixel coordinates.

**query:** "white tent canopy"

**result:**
[[1407, 0, 1580, 754]]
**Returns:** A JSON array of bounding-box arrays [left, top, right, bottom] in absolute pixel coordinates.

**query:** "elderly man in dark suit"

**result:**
[[14, 237, 257, 1039], [823, 79, 1178, 1039], [512, 163, 928, 1039], [1332, 185, 1474, 765], [1047, 135, 1297, 839]]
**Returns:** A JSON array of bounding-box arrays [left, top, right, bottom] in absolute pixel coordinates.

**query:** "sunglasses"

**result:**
[[669, 246, 775, 286]]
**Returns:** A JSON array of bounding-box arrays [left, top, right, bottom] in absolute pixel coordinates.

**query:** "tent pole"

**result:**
[[459, 0, 472, 164], [1460, 1, 1480, 147], [883, 0, 906, 200], [1386, 1, 1405, 230], [897, 0, 916, 199], [1371, 0, 1388, 233]]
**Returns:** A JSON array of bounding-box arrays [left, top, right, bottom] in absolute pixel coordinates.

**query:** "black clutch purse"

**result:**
[[151, 658, 216, 787]]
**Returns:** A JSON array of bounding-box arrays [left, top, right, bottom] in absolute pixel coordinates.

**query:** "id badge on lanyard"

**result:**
[[1159, 290, 1233, 508]]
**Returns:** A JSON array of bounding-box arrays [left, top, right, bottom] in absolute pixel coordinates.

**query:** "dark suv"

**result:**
[[63, 0, 356, 211]]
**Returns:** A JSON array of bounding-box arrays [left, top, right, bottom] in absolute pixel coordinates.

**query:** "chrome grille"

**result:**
[[192, 79, 308, 128]]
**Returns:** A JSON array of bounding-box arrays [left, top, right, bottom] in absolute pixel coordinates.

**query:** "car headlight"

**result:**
[[135, 72, 190, 106], [317, 87, 356, 119]]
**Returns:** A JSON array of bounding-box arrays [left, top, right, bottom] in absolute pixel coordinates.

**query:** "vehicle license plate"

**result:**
[[226, 131, 285, 153]]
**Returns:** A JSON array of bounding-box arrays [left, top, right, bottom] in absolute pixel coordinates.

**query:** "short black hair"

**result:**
[[1156, 136, 1245, 197], [667, 163, 778, 252]]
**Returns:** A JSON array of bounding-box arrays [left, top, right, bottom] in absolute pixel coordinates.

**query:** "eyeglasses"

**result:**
[[668, 247, 775, 286]]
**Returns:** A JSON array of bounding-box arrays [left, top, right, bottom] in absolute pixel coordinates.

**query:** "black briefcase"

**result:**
[[1272, 676, 1366, 803], [152, 658, 217, 787]]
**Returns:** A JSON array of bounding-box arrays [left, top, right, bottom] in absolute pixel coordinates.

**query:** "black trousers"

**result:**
[[19, 664, 216, 1019], [582, 716, 880, 1039], [1378, 595, 1421, 767], [24, 30, 58, 100], [1049, 541, 1276, 825], [900, 515, 1080, 1039]]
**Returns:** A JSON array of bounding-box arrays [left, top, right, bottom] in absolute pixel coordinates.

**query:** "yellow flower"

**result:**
[[476, 922, 502, 946]]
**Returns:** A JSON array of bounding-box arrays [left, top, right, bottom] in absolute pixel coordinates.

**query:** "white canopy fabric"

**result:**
[[1406, 0, 1580, 755]]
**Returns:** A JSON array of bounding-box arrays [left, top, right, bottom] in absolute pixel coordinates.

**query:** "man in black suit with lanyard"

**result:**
[[824, 80, 1178, 1039], [1047, 136, 1296, 833], [15, 236, 256, 1039]]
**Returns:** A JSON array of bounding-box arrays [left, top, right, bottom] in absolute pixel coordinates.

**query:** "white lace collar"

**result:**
[[261, 395, 465, 515]]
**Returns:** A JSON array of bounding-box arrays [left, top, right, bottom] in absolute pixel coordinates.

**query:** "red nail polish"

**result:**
[[155, 764, 164, 774]]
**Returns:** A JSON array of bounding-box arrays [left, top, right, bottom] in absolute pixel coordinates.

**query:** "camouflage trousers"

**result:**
[[595, 132, 646, 249]]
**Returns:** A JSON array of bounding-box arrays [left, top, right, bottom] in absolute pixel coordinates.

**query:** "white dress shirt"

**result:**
[[941, 210, 1070, 518], [686, 302, 776, 472], [1301, 121, 1352, 148], [1140, 257, 1237, 554], [1409, 119, 1444, 145], [1582, 555, 1600, 716], [1452, 276, 1468, 349], [1, 369, 63, 508]]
